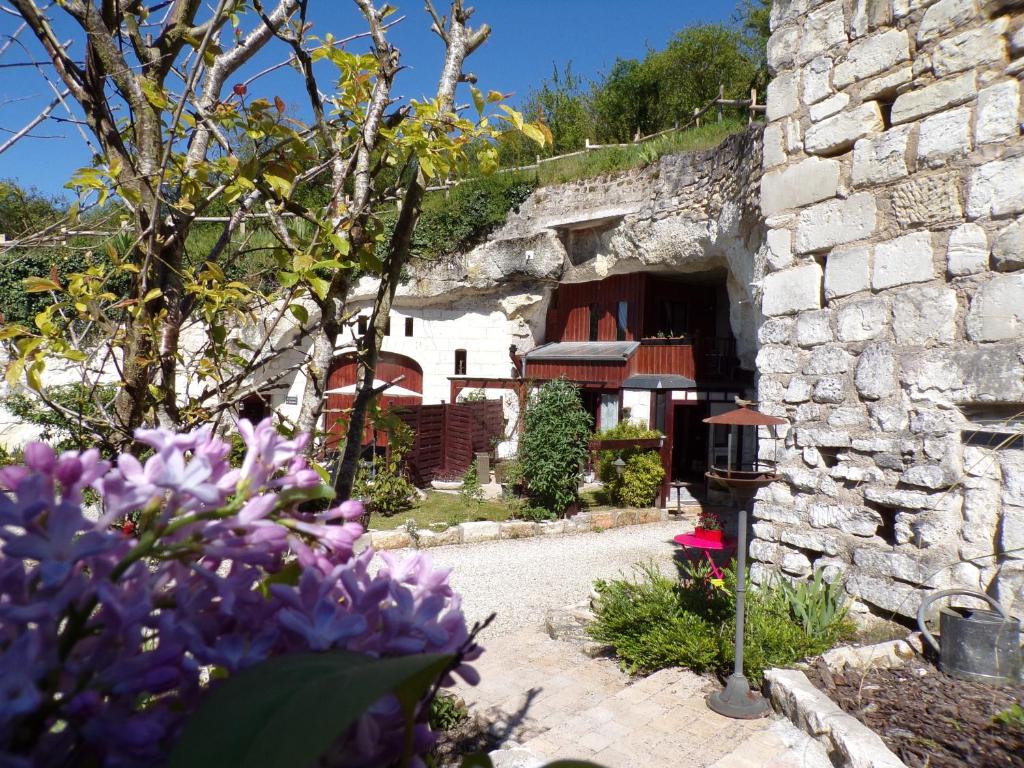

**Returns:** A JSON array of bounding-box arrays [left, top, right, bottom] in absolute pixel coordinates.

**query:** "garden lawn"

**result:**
[[369, 491, 512, 531]]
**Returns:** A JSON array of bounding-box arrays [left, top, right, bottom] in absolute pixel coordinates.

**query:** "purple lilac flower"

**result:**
[[0, 419, 480, 767]]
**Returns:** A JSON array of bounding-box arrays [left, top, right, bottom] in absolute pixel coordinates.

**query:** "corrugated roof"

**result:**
[[524, 341, 639, 362], [622, 374, 696, 390]]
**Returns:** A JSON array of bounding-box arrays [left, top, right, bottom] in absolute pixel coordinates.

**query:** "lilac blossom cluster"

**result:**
[[0, 419, 479, 767]]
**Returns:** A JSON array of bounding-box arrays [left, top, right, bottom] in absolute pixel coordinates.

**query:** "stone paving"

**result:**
[[424, 522, 832, 767], [455, 629, 832, 767]]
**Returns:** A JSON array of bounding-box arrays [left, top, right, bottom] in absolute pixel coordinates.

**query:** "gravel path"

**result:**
[[397, 521, 684, 637]]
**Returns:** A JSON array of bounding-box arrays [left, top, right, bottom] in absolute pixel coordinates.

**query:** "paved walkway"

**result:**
[[402, 522, 831, 767]]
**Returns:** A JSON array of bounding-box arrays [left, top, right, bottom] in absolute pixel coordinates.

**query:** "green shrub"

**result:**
[[589, 563, 850, 682], [595, 422, 665, 507], [518, 379, 592, 516], [352, 421, 416, 518], [459, 462, 484, 505], [428, 693, 468, 732]]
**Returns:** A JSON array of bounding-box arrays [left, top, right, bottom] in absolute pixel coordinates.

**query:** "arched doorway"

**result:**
[[324, 352, 424, 448]]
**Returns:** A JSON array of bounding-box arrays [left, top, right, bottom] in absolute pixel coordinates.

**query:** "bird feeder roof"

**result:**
[[703, 405, 787, 426]]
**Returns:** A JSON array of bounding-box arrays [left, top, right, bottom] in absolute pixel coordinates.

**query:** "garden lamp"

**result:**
[[612, 456, 626, 476], [703, 404, 787, 719]]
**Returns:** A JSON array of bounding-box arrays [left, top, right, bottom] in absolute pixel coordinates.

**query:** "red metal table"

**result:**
[[673, 532, 737, 580]]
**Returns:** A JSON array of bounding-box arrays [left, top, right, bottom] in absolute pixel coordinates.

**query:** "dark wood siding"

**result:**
[[632, 343, 696, 380], [547, 273, 645, 342], [324, 352, 423, 447]]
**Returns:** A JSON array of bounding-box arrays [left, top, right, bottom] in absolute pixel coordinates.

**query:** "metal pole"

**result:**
[[733, 503, 748, 677]]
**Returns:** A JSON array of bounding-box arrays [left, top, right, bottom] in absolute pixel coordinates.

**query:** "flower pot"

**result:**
[[693, 527, 723, 544]]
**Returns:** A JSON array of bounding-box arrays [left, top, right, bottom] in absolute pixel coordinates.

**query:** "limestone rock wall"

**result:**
[[756, 0, 1024, 620], [362, 128, 767, 367]]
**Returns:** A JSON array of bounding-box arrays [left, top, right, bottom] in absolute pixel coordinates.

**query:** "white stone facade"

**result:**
[[757, 0, 1024, 620]]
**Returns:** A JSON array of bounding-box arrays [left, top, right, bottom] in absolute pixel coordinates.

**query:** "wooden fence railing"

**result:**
[[425, 86, 765, 192]]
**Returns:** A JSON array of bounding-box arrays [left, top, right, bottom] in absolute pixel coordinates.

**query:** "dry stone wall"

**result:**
[[755, 0, 1024, 620]]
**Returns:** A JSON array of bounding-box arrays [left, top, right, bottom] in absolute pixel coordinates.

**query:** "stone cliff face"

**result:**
[[755, 0, 1024, 621], [352, 127, 767, 367]]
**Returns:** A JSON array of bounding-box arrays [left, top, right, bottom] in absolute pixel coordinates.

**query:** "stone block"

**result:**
[[785, 377, 812, 403], [795, 194, 878, 253], [807, 344, 853, 374], [369, 529, 412, 550], [780, 529, 842, 555], [828, 405, 867, 427], [813, 376, 848, 404], [966, 274, 1024, 341], [750, 539, 783, 563], [416, 527, 462, 548], [892, 285, 958, 346], [891, 71, 976, 124], [946, 223, 989, 276], [864, 486, 931, 510], [759, 316, 794, 344], [917, 0, 979, 43], [810, 503, 882, 536], [992, 218, 1024, 272], [825, 244, 872, 299], [802, 55, 834, 105], [768, 24, 802, 72], [900, 350, 964, 399], [967, 156, 1024, 219], [590, 510, 615, 530], [860, 65, 913, 100], [917, 107, 972, 167], [836, 298, 889, 342], [891, 173, 964, 229], [805, 102, 885, 156], [1002, 505, 1024, 555], [872, 232, 935, 290], [782, 551, 813, 576], [868, 399, 910, 432], [855, 342, 898, 400], [459, 520, 501, 543], [798, 1, 848, 65], [902, 464, 951, 489], [763, 121, 787, 168], [766, 228, 794, 271], [1001, 451, 1024, 507], [852, 125, 911, 187], [976, 80, 1021, 146], [499, 521, 537, 539], [767, 70, 801, 121], [848, 571, 924, 617], [756, 345, 802, 373], [932, 19, 1009, 77], [834, 28, 911, 88], [537, 520, 566, 536], [809, 92, 850, 122], [761, 262, 823, 316], [760, 157, 842, 216], [795, 310, 833, 346]]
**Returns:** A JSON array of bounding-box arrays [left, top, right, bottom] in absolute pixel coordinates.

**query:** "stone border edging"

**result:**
[[358, 507, 672, 551], [764, 668, 907, 768]]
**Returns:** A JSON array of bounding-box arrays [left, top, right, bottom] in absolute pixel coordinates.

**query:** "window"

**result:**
[[588, 303, 599, 341], [616, 301, 628, 341], [404, 317, 414, 337], [599, 393, 620, 430], [454, 349, 467, 375], [357, 315, 368, 335]]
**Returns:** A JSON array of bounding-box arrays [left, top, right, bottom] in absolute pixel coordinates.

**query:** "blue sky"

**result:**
[[0, 0, 738, 197]]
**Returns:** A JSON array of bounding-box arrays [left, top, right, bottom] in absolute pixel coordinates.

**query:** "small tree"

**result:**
[[518, 378, 592, 516], [596, 421, 665, 507]]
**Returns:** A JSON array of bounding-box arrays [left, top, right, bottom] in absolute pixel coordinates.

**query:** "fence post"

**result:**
[[717, 84, 724, 123], [749, 88, 757, 124], [585, 138, 592, 151], [693, 106, 700, 128]]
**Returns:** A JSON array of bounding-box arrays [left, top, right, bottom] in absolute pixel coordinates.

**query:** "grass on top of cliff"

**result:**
[[535, 117, 751, 185]]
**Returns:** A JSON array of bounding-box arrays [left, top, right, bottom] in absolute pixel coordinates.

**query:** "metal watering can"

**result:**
[[917, 589, 1022, 685]]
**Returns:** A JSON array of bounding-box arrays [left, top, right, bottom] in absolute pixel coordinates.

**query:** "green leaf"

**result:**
[[140, 78, 169, 110], [168, 651, 455, 768], [307, 276, 330, 300], [521, 123, 546, 147], [23, 277, 62, 293], [0, 324, 28, 341], [470, 85, 484, 114], [327, 233, 351, 256], [287, 304, 309, 324]]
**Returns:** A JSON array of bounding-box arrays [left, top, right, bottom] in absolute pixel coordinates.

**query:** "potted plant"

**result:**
[[694, 509, 723, 543]]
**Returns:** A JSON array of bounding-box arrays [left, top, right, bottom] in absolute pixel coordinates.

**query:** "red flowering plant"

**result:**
[[0, 419, 480, 767]]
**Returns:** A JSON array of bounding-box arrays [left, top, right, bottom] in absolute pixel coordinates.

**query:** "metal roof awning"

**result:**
[[524, 341, 639, 362], [622, 374, 696, 390]]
